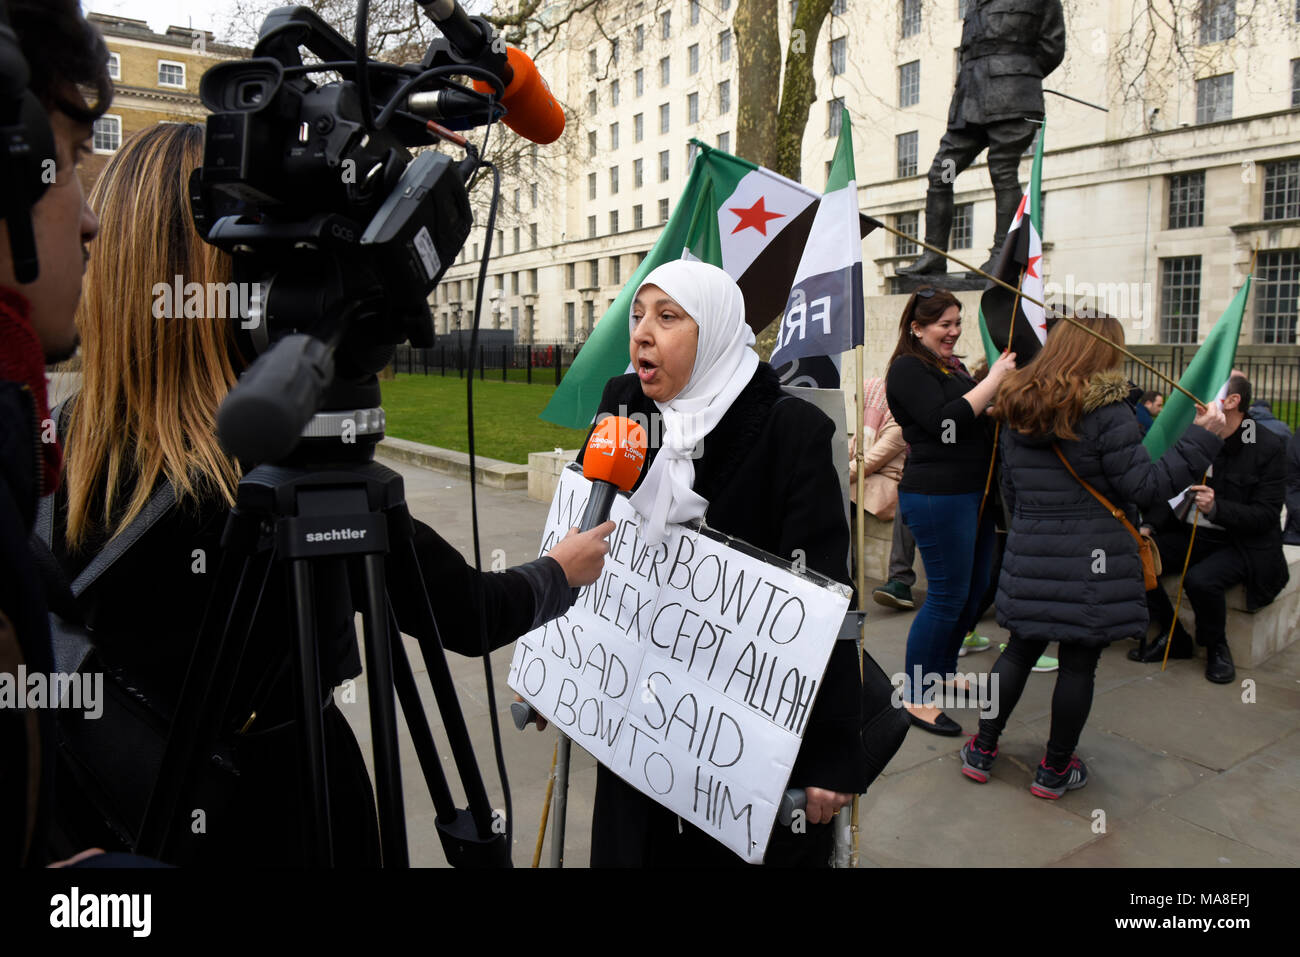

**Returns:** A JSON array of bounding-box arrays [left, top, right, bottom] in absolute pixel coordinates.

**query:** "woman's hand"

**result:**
[[987, 350, 1017, 386], [804, 787, 853, 825], [965, 351, 1016, 416], [546, 521, 616, 587], [1192, 401, 1230, 437]]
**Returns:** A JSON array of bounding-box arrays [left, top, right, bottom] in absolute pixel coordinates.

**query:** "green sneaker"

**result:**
[[996, 643, 1059, 673], [871, 580, 915, 611], [958, 632, 991, 657]]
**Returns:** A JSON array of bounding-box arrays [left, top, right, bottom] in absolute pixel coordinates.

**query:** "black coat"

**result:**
[[997, 371, 1221, 645], [1148, 415, 1290, 611], [950, 0, 1066, 128], [1286, 431, 1300, 546], [578, 363, 868, 866], [46, 439, 557, 865]]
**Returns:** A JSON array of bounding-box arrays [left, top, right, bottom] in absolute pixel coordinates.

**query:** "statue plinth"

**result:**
[[892, 271, 988, 295]]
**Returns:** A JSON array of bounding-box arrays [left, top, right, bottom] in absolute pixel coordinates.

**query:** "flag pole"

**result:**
[[877, 221, 1207, 407], [978, 265, 1026, 526], [850, 342, 867, 868]]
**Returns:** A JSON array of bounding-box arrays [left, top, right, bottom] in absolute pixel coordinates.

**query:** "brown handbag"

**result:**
[[1053, 444, 1159, 591]]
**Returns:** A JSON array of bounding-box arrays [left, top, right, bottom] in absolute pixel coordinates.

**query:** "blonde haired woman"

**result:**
[[47, 123, 611, 864]]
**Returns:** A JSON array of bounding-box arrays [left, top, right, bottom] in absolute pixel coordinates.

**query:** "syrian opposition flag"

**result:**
[[1142, 274, 1250, 461], [978, 121, 1050, 366], [541, 140, 880, 429], [768, 109, 865, 388]]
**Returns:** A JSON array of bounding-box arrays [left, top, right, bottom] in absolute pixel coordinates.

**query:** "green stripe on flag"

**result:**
[[825, 108, 854, 192], [978, 304, 1000, 367], [1142, 276, 1251, 461]]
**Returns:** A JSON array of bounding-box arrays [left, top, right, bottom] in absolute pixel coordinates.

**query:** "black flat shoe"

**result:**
[[1205, 643, 1236, 684], [1128, 630, 1194, 663], [906, 710, 963, 736]]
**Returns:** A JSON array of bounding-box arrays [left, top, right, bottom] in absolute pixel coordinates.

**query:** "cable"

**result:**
[[467, 158, 512, 854], [355, 0, 373, 130], [373, 64, 504, 131]]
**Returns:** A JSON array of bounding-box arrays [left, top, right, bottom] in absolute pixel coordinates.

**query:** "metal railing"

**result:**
[[1124, 345, 1300, 429], [390, 342, 582, 385]]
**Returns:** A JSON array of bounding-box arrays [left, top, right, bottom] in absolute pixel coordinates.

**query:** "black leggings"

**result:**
[[976, 638, 1103, 770]]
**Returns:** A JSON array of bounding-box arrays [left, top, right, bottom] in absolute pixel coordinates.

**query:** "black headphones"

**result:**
[[0, 0, 57, 283]]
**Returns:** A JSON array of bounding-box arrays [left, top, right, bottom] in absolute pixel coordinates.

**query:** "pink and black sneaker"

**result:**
[[959, 736, 997, 783], [1030, 755, 1089, 799]]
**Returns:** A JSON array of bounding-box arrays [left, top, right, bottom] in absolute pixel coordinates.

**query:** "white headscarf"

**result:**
[[626, 260, 759, 545]]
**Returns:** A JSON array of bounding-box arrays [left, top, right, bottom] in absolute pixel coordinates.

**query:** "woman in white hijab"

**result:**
[[577, 259, 869, 867]]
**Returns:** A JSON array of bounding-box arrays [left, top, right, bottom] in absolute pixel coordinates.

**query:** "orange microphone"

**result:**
[[579, 416, 648, 532], [471, 45, 565, 145]]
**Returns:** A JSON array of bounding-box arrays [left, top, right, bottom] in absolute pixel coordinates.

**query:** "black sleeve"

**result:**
[[1091, 405, 1221, 511], [774, 404, 869, 795], [887, 355, 977, 442], [390, 519, 571, 658], [1212, 436, 1287, 536], [1037, 0, 1066, 76]]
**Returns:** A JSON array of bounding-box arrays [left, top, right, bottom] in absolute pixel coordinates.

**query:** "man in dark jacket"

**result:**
[[899, 0, 1066, 275], [1140, 376, 1289, 683], [0, 0, 112, 866], [1286, 430, 1300, 545]]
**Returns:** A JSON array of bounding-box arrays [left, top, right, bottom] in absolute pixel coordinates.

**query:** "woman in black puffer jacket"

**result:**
[[957, 313, 1231, 798]]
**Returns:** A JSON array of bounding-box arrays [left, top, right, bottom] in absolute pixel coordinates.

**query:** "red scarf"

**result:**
[[0, 285, 63, 494]]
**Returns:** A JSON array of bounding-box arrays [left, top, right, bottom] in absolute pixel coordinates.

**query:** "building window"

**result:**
[[635, 68, 645, 97], [952, 203, 973, 248], [634, 204, 644, 229], [659, 149, 670, 181], [566, 301, 576, 342], [612, 37, 620, 64], [688, 92, 699, 124], [689, 43, 699, 75], [660, 102, 670, 134], [900, 0, 922, 38], [612, 255, 623, 285], [894, 212, 919, 256], [530, 223, 538, 248], [959, 0, 971, 17], [566, 262, 576, 289], [513, 188, 521, 213], [91, 114, 121, 153], [827, 96, 845, 137], [513, 227, 521, 252], [611, 79, 621, 107], [588, 130, 597, 157], [1195, 73, 1232, 124], [107, 52, 121, 81], [1264, 159, 1300, 220], [659, 198, 671, 223], [588, 171, 597, 200], [610, 122, 620, 149], [660, 56, 671, 86], [830, 37, 847, 76], [691, 0, 701, 25], [687, 141, 698, 171], [530, 182, 538, 207], [661, 9, 672, 39], [1160, 256, 1202, 344], [158, 60, 186, 88], [610, 165, 620, 194], [585, 300, 596, 335], [634, 157, 644, 187], [588, 215, 597, 239], [719, 29, 732, 63], [1292, 59, 1300, 107], [1199, 0, 1235, 44], [718, 130, 730, 152], [899, 60, 920, 107], [635, 23, 645, 52], [610, 210, 620, 233], [896, 131, 919, 177], [721, 0, 731, 9], [1255, 250, 1300, 344], [1167, 171, 1205, 229], [589, 259, 600, 286], [589, 47, 598, 72], [718, 79, 731, 114], [832, 0, 847, 12]]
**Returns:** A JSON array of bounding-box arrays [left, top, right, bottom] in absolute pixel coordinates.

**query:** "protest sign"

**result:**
[[508, 465, 851, 862]]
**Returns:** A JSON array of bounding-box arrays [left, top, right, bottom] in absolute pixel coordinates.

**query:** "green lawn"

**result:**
[[380, 373, 590, 463]]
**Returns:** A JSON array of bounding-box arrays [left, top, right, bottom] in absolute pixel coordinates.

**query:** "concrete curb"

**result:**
[[375, 436, 529, 490]]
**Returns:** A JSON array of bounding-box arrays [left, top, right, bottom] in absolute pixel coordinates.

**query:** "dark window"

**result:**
[[719, 29, 732, 63], [952, 203, 973, 248], [565, 262, 575, 289], [959, 0, 971, 17], [688, 92, 699, 124], [1167, 172, 1205, 229], [691, 0, 700, 25], [610, 122, 620, 150], [661, 10, 671, 40], [1255, 249, 1300, 344], [634, 157, 644, 187], [901, 0, 921, 38], [610, 166, 619, 194], [588, 89, 597, 114], [719, 80, 731, 114], [1293, 59, 1300, 108], [512, 227, 520, 251], [610, 210, 620, 233], [633, 204, 644, 229], [611, 79, 620, 107], [588, 172, 597, 201], [895, 212, 919, 256], [717, 130, 730, 152], [635, 24, 644, 53], [1199, 0, 1235, 44], [1263, 159, 1300, 220], [659, 198, 670, 223], [897, 131, 919, 177], [1160, 256, 1202, 344], [659, 149, 670, 181], [827, 96, 845, 137], [899, 60, 920, 107], [588, 131, 597, 157], [1195, 73, 1233, 124], [566, 301, 575, 342], [635, 68, 645, 97], [589, 259, 599, 286], [588, 48, 598, 72], [830, 37, 847, 76], [635, 113, 644, 142], [611, 255, 622, 285], [833, 0, 847, 12], [660, 56, 671, 86], [587, 215, 597, 239], [660, 103, 671, 134], [530, 223, 537, 248], [689, 43, 699, 75]]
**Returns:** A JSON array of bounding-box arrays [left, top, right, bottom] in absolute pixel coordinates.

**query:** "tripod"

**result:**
[[135, 416, 510, 867]]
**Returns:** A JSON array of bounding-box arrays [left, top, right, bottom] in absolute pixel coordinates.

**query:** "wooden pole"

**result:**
[[850, 341, 867, 868], [531, 739, 558, 868], [879, 220, 1207, 407], [1162, 468, 1211, 672], [978, 265, 1026, 526]]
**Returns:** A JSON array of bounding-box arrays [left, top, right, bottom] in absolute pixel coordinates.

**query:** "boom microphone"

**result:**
[[579, 415, 648, 532], [470, 45, 564, 145]]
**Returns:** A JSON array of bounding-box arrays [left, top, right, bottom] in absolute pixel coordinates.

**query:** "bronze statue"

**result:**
[[899, 0, 1065, 276]]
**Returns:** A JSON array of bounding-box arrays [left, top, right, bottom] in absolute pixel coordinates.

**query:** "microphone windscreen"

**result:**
[[582, 416, 648, 492], [473, 45, 565, 144]]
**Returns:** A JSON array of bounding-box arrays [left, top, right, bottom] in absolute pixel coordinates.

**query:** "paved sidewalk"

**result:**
[[342, 455, 1300, 868]]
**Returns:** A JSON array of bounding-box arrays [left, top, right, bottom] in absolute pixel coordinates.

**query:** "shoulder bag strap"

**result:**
[[1052, 443, 1144, 547]]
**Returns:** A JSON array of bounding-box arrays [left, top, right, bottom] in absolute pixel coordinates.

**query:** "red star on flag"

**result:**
[[729, 196, 785, 236], [1025, 254, 1041, 279]]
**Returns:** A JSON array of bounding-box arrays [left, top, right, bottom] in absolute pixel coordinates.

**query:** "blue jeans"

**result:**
[[896, 490, 996, 705]]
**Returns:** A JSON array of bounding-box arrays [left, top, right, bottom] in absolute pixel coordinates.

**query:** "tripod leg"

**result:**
[[358, 553, 409, 867], [289, 559, 333, 866], [550, 735, 571, 868]]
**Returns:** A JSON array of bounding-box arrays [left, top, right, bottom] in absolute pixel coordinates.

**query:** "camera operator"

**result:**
[[44, 120, 612, 866], [0, 0, 112, 867]]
